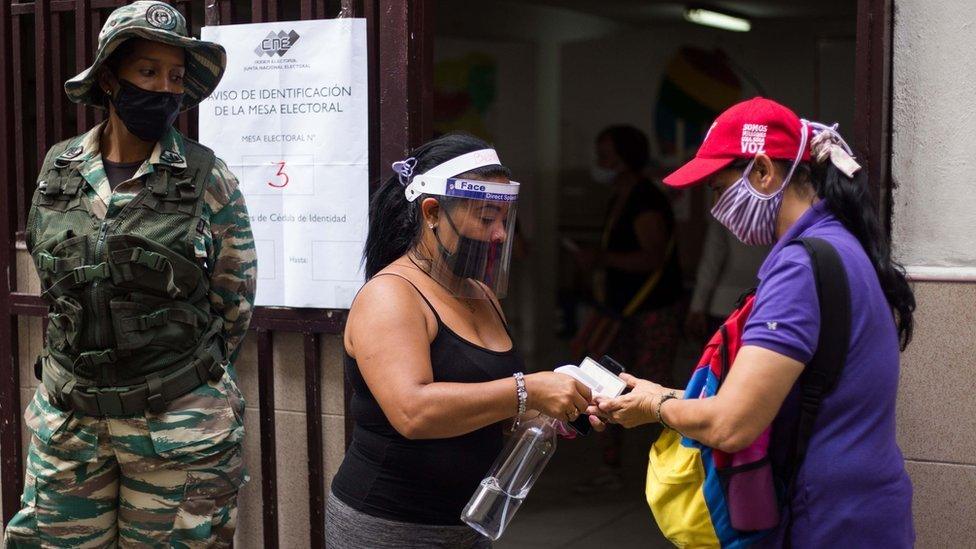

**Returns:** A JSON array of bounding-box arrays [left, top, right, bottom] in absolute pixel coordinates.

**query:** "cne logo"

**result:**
[[255, 30, 301, 58]]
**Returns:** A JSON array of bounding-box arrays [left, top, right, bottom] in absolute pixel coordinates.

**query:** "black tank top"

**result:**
[[604, 180, 682, 313], [331, 274, 524, 525]]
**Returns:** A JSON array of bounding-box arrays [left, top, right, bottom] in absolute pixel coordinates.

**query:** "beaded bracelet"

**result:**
[[656, 390, 679, 432], [512, 372, 527, 431]]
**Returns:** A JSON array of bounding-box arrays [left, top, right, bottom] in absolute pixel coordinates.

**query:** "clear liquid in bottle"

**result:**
[[461, 415, 558, 540]]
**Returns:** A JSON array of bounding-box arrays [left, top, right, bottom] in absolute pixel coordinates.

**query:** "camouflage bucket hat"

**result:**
[[65, 1, 226, 112]]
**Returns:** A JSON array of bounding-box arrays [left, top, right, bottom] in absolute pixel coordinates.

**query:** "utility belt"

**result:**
[[36, 335, 226, 417]]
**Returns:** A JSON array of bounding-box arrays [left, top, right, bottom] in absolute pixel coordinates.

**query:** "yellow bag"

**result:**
[[646, 429, 721, 547]]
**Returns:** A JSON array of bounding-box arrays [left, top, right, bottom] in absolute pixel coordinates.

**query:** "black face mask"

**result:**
[[110, 79, 183, 143], [435, 210, 492, 280]]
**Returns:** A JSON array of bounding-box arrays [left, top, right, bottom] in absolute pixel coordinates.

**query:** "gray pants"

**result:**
[[325, 491, 491, 549]]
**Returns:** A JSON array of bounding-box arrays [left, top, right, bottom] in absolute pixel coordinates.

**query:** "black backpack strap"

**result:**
[[733, 287, 757, 309], [783, 237, 851, 545]]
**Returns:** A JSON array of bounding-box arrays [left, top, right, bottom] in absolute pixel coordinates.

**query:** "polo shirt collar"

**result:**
[[758, 200, 831, 279]]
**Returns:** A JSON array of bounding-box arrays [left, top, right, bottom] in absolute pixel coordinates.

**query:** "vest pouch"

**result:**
[[35, 172, 86, 213], [110, 295, 206, 352], [34, 229, 75, 255], [46, 296, 84, 352], [105, 235, 205, 300], [32, 231, 87, 288], [37, 192, 84, 213], [144, 168, 202, 216]]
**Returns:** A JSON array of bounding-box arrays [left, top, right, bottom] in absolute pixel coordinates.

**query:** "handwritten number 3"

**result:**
[[267, 161, 289, 188]]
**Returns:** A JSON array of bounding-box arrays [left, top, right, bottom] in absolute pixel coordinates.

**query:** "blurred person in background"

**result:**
[[571, 125, 682, 492], [686, 215, 770, 342]]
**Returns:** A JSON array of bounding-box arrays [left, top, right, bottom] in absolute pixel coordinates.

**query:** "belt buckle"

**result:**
[[207, 361, 225, 382], [146, 376, 166, 415], [146, 393, 166, 415], [50, 378, 75, 412], [91, 388, 124, 417]]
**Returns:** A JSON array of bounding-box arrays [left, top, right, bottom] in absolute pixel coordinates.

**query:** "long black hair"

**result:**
[[795, 160, 916, 350], [364, 133, 511, 278]]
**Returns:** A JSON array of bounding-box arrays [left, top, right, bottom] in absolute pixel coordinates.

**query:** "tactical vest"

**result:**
[[26, 136, 226, 416]]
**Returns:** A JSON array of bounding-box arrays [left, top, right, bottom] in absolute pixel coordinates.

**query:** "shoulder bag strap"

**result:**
[[621, 236, 676, 317], [783, 236, 851, 545]]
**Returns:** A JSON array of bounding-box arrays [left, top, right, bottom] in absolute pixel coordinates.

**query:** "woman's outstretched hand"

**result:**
[[524, 372, 592, 423], [586, 373, 670, 428]]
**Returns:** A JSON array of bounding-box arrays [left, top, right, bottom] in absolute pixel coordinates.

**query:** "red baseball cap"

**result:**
[[663, 97, 812, 188]]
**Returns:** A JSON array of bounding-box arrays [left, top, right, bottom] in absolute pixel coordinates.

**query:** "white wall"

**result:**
[[892, 0, 976, 279], [888, 4, 976, 546]]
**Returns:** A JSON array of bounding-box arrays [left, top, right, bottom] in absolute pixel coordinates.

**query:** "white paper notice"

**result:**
[[199, 19, 367, 308]]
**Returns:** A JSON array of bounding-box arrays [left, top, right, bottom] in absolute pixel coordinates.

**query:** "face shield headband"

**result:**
[[392, 149, 521, 299]]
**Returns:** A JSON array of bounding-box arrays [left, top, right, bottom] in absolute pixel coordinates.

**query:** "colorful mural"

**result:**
[[433, 53, 498, 139], [655, 47, 742, 156]]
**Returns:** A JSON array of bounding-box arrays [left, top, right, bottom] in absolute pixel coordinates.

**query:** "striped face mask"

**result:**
[[710, 121, 809, 246], [710, 160, 784, 245]]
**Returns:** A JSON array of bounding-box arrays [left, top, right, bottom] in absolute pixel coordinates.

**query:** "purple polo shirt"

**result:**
[[744, 201, 914, 548]]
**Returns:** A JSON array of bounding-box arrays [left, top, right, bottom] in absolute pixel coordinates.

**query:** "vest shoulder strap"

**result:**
[[42, 140, 71, 168], [37, 137, 82, 182], [35, 137, 91, 202], [175, 137, 216, 202], [181, 136, 217, 184], [142, 138, 216, 213]]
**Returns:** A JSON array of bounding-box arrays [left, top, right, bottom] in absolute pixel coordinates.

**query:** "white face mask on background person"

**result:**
[[589, 164, 619, 185]]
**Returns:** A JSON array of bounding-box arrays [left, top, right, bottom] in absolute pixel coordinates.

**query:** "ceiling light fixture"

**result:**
[[684, 7, 751, 32]]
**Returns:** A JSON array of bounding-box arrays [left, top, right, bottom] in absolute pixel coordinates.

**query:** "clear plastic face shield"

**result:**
[[401, 150, 520, 299]]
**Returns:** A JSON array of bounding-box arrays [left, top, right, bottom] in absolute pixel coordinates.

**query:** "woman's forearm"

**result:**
[[659, 396, 751, 452], [658, 346, 804, 453], [390, 378, 518, 440]]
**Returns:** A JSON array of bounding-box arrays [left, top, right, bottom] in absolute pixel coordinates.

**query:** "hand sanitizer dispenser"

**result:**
[[461, 357, 627, 540]]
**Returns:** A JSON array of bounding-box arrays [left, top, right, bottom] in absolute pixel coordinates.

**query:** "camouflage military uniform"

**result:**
[[5, 3, 255, 547], [5, 122, 256, 548]]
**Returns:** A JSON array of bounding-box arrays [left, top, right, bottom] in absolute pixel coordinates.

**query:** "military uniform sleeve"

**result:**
[[205, 159, 257, 364]]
